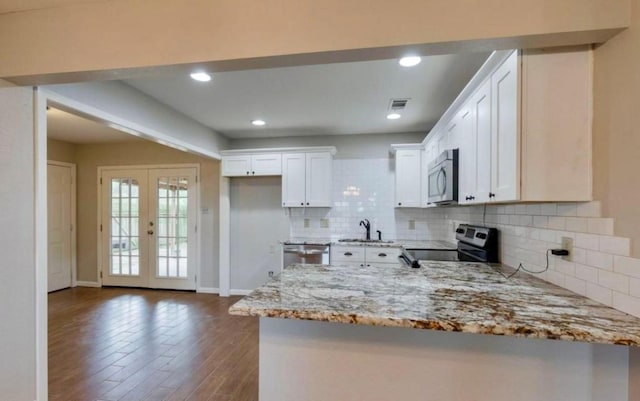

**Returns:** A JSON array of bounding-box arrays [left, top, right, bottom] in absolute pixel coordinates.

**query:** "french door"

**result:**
[[100, 167, 198, 290]]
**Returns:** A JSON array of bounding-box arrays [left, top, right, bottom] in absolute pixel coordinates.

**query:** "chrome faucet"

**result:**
[[359, 219, 371, 240]]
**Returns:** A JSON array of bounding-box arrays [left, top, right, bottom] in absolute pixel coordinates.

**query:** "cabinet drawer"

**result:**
[[331, 247, 365, 263], [365, 247, 402, 264]]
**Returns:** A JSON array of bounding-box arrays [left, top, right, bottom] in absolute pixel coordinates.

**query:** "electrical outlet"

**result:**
[[408, 220, 416, 230], [304, 218, 310, 228], [268, 271, 274, 278], [561, 237, 573, 261], [320, 219, 329, 228]]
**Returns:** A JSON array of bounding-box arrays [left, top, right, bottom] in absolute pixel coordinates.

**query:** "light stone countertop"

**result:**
[[281, 238, 457, 250], [229, 261, 640, 346]]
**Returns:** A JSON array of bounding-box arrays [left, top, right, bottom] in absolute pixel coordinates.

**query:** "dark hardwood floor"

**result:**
[[48, 287, 258, 401]]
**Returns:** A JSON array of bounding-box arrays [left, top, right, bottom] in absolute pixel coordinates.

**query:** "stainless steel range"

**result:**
[[400, 224, 499, 268]]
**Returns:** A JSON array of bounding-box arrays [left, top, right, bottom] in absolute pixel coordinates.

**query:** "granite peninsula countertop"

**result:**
[[281, 238, 457, 250], [228, 261, 640, 346]]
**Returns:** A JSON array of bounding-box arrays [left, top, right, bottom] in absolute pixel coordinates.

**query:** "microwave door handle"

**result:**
[[437, 168, 447, 196]]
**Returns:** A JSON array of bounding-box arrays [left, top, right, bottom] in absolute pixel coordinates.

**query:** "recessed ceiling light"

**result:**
[[251, 119, 266, 126], [399, 56, 421, 67], [387, 113, 402, 120], [190, 72, 212, 82]]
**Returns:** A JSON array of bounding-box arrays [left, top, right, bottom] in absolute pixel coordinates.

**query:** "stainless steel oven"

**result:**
[[427, 149, 458, 205]]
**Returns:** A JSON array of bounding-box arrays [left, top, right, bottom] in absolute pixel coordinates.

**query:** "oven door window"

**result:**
[[428, 167, 447, 198]]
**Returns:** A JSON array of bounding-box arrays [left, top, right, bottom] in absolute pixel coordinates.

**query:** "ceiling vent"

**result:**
[[389, 98, 409, 110]]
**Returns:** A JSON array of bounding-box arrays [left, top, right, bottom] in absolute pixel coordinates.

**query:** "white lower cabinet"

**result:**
[[282, 151, 333, 207], [331, 246, 401, 267]]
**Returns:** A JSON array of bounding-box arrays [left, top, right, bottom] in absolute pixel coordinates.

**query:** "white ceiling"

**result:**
[[47, 108, 141, 144], [125, 52, 490, 139]]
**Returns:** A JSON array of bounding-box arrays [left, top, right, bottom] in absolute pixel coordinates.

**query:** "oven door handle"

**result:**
[[457, 248, 483, 262], [436, 167, 447, 196], [398, 254, 412, 266]]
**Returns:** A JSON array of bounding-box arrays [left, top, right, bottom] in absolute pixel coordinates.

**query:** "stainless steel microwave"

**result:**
[[427, 149, 458, 205]]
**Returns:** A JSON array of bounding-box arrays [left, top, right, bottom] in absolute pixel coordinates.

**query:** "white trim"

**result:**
[[219, 177, 231, 297], [220, 146, 337, 156], [390, 143, 424, 152], [422, 50, 515, 146], [197, 287, 219, 294], [41, 89, 222, 160], [76, 281, 102, 288], [97, 164, 201, 291], [230, 289, 252, 296], [47, 160, 77, 288], [34, 88, 48, 401]]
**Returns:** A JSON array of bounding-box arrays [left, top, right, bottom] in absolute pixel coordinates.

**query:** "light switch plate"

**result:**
[[304, 219, 310, 228], [320, 219, 329, 228], [408, 220, 416, 230]]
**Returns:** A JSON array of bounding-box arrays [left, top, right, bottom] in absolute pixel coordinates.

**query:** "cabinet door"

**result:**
[[395, 149, 422, 208], [473, 78, 492, 203], [251, 153, 282, 176], [282, 153, 306, 207], [491, 50, 520, 202], [221, 155, 252, 177], [305, 152, 332, 207], [457, 103, 474, 204], [437, 129, 450, 154]]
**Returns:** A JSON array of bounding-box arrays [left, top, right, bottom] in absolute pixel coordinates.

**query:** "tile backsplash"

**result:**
[[289, 157, 640, 318], [445, 201, 640, 318], [289, 158, 449, 241]]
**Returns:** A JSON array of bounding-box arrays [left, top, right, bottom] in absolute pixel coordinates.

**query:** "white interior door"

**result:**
[[100, 167, 197, 290], [47, 163, 73, 292], [148, 168, 197, 290]]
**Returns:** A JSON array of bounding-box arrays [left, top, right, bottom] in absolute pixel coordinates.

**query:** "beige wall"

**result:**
[[47, 138, 76, 164], [593, 0, 640, 257], [73, 141, 221, 288], [0, 0, 629, 84]]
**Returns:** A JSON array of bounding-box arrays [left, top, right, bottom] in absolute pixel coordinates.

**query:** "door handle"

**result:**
[[147, 230, 154, 235]]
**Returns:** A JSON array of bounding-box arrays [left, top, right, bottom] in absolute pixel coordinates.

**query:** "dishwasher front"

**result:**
[[282, 244, 330, 268]]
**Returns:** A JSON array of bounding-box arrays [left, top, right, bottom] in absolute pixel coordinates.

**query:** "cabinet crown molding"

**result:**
[[390, 143, 424, 153], [221, 146, 337, 156]]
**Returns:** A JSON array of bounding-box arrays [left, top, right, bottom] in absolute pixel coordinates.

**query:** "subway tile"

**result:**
[[614, 256, 640, 279], [587, 218, 614, 235], [586, 283, 613, 306], [546, 270, 566, 287], [575, 233, 600, 250], [553, 259, 576, 276], [564, 276, 587, 296], [565, 217, 588, 233], [514, 204, 528, 215], [571, 248, 587, 265], [599, 236, 631, 256], [598, 270, 629, 293], [556, 203, 577, 217], [576, 201, 602, 218], [547, 217, 566, 230], [526, 204, 542, 216], [575, 263, 598, 283], [585, 250, 614, 271], [540, 203, 558, 216], [612, 292, 640, 318], [630, 278, 640, 298], [532, 216, 548, 228]]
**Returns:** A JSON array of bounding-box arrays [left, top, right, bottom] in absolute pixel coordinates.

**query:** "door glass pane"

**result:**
[[156, 176, 190, 278], [110, 177, 140, 276]]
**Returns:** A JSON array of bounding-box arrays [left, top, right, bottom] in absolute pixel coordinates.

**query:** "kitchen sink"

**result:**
[[337, 239, 394, 244]]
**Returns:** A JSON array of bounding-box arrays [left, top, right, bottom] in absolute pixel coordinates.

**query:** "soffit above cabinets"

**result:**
[[124, 52, 490, 139]]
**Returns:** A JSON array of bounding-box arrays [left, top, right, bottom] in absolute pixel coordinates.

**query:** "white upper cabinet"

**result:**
[[394, 148, 422, 208], [282, 151, 333, 208], [490, 50, 519, 202], [221, 155, 252, 177], [222, 153, 282, 177], [251, 154, 282, 176], [422, 46, 592, 206], [282, 153, 307, 207], [305, 152, 332, 207]]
